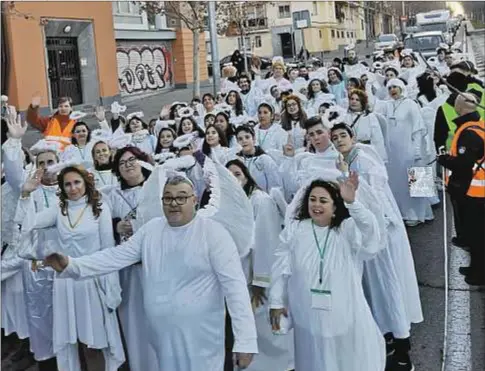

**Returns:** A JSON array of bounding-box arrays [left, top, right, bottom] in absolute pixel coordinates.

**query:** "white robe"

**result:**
[[341, 111, 388, 163], [239, 154, 282, 193], [254, 123, 289, 153], [103, 185, 157, 371], [381, 97, 434, 222], [61, 143, 94, 169], [131, 133, 157, 155], [248, 190, 294, 371], [270, 202, 386, 370], [59, 216, 258, 371], [19, 196, 125, 371], [348, 147, 423, 334], [240, 87, 264, 117], [88, 168, 119, 190]]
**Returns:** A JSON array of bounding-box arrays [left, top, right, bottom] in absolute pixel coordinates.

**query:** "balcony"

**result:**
[[246, 17, 269, 30]]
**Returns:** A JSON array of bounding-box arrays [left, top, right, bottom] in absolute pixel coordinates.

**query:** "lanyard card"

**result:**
[[310, 288, 332, 311]]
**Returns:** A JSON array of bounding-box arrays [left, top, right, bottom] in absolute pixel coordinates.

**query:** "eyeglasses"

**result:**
[[162, 194, 194, 205], [119, 156, 137, 168], [286, 102, 298, 108]]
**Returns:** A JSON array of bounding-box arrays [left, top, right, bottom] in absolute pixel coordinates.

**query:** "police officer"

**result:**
[[438, 93, 485, 286]]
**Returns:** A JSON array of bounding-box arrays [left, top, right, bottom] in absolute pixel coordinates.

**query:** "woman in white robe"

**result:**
[[233, 125, 282, 193], [269, 174, 385, 371], [88, 140, 119, 189], [61, 122, 94, 169], [280, 95, 308, 150], [379, 78, 434, 226], [254, 103, 288, 154], [227, 159, 294, 371], [201, 124, 240, 166], [125, 115, 157, 155], [306, 79, 336, 116], [331, 123, 424, 368], [214, 111, 238, 148], [340, 89, 388, 163], [18, 165, 124, 371], [102, 146, 158, 371]]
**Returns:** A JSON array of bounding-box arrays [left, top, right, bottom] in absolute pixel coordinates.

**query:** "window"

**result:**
[[238, 36, 251, 52], [312, 2, 319, 15], [278, 4, 291, 18], [337, 31, 340, 38], [331, 29, 335, 38], [319, 30, 322, 39], [347, 31, 350, 38], [361, 20, 364, 30], [255, 35, 262, 48], [114, 1, 137, 14]]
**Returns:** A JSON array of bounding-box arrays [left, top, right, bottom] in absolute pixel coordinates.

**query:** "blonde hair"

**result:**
[[272, 61, 286, 72]]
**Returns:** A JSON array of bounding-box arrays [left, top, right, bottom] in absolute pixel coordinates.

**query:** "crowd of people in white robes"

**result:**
[[2, 34, 482, 371]]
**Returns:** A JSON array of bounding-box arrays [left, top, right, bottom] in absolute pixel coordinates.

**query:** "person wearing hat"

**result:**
[[437, 93, 485, 285]]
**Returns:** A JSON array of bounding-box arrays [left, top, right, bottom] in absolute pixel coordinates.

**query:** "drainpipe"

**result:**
[[1, 4, 9, 96]]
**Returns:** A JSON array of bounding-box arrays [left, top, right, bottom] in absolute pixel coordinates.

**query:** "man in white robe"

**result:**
[[44, 175, 258, 371]]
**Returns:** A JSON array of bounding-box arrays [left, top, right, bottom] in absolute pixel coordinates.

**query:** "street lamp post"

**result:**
[[208, 1, 220, 96]]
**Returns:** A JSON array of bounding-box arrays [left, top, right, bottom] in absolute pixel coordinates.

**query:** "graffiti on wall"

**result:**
[[116, 45, 173, 95]]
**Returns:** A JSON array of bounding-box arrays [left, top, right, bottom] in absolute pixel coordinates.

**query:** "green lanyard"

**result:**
[[258, 126, 271, 147], [42, 188, 50, 208], [312, 220, 331, 285]]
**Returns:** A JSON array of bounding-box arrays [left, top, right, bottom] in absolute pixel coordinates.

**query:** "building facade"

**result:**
[[3, 1, 120, 113]]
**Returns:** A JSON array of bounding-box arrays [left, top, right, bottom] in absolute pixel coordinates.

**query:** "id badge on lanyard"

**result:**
[[311, 221, 332, 311]]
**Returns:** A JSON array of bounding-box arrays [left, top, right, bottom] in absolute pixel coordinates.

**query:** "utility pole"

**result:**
[[208, 1, 220, 96]]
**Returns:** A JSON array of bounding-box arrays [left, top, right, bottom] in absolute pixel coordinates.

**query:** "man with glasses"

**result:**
[[43, 174, 258, 371]]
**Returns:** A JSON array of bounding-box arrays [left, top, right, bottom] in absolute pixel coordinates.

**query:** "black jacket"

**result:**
[[437, 111, 484, 199], [434, 94, 458, 152]]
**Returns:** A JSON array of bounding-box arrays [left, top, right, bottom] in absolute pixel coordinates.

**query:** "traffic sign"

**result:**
[[293, 10, 311, 29]]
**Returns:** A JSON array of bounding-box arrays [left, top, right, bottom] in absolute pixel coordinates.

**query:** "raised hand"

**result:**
[[95, 106, 106, 122], [336, 153, 349, 173], [31, 95, 41, 108], [6, 110, 27, 139], [22, 169, 44, 194], [160, 104, 171, 119], [44, 253, 69, 273], [338, 171, 359, 204], [282, 133, 295, 157]]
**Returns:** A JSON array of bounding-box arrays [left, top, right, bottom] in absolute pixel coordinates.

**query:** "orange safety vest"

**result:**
[[446, 120, 485, 198], [43, 117, 76, 151]]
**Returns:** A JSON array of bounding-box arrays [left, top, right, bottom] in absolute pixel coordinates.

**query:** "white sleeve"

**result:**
[[262, 155, 283, 191], [279, 156, 300, 201], [370, 118, 388, 163], [60, 220, 146, 279], [341, 201, 380, 260], [269, 225, 293, 309], [209, 224, 258, 354], [1, 256, 25, 281], [252, 195, 282, 288], [19, 197, 58, 231], [2, 138, 25, 193]]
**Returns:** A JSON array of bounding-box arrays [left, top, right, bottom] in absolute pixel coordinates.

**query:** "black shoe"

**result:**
[[465, 275, 485, 286], [452, 237, 468, 248], [392, 360, 415, 371], [459, 266, 472, 276]]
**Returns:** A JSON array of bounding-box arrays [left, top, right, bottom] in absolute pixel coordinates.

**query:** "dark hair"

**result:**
[[234, 125, 266, 156], [125, 116, 148, 133], [294, 179, 350, 229], [177, 116, 205, 137], [347, 77, 364, 90], [258, 102, 274, 116], [280, 95, 308, 130], [416, 73, 437, 103], [225, 159, 261, 197], [57, 166, 102, 219], [169, 103, 187, 120], [303, 116, 327, 131], [225, 90, 244, 116], [308, 79, 329, 99], [155, 127, 177, 154], [238, 73, 252, 85], [55, 97, 73, 117], [202, 124, 228, 156], [330, 122, 354, 138], [35, 150, 59, 167], [348, 89, 369, 112], [328, 68, 343, 82], [71, 121, 91, 145], [91, 140, 112, 169], [215, 112, 236, 144], [202, 93, 215, 105], [22, 147, 34, 165], [112, 146, 152, 189], [191, 97, 201, 104]]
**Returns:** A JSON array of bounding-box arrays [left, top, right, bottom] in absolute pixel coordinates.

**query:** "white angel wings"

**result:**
[[137, 155, 255, 258]]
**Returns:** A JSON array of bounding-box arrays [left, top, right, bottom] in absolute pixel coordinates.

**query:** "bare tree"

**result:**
[[216, 1, 271, 73], [134, 1, 208, 98], [2, 1, 48, 25]]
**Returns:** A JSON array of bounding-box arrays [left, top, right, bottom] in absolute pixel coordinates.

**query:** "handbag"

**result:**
[[408, 166, 438, 198]]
